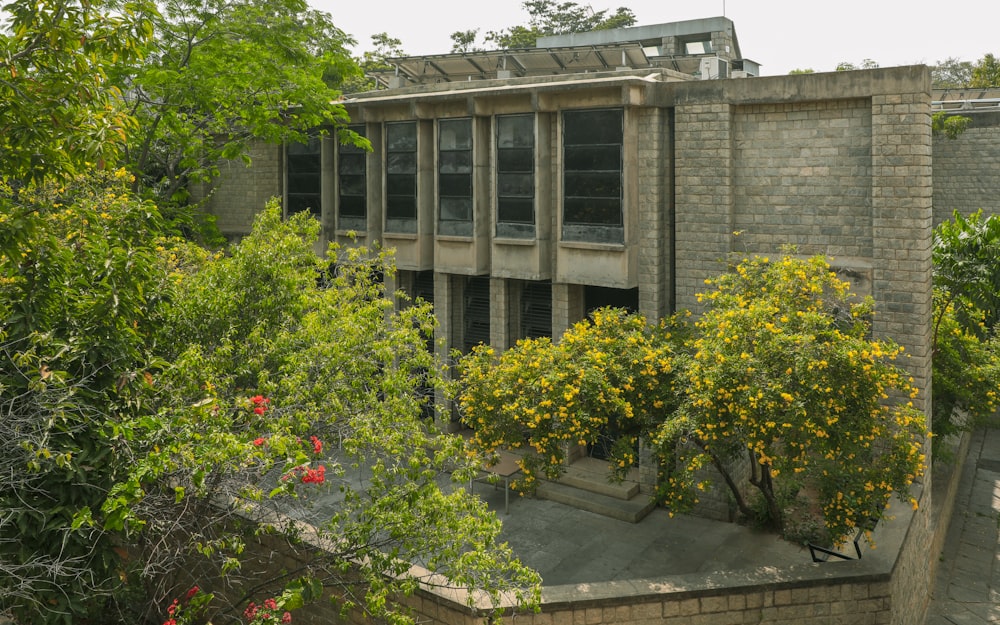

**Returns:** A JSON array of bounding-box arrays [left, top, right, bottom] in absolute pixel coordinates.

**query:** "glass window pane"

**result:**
[[564, 109, 623, 145], [498, 148, 533, 172], [340, 195, 365, 217], [387, 152, 416, 174], [387, 196, 416, 220], [440, 197, 472, 221], [498, 197, 534, 223], [563, 197, 622, 225], [439, 119, 472, 150], [439, 173, 472, 198], [339, 174, 365, 196], [387, 122, 417, 151], [565, 172, 621, 198], [497, 114, 533, 148], [497, 173, 533, 197], [387, 174, 415, 196], [564, 145, 621, 171], [288, 173, 320, 194], [439, 151, 472, 174], [339, 153, 365, 175]]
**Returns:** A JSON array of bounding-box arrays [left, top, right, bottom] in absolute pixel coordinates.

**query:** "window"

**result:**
[[438, 118, 473, 236], [286, 136, 322, 217], [386, 121, 417, 232], [562, 108, 623, 243], [338, 124, 367, 228], [496, 114, 535, 239]]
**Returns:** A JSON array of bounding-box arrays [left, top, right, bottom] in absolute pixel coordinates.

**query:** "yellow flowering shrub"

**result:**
[[458, 308, 686, 490], [655, 253, 927, 544]]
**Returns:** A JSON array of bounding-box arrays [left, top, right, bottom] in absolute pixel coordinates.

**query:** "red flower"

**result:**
[[301, 465, 326, 484], [253, 437, 267, 447], [264, 598, 277, 610], [162, 620, 176, 625], [244, 602, 257, 620], [167, 599, 178, 615], [250, 395, 270, 414], [309, 436, 322, 455], [282, 612, 293, 624], [186, 585, 199, 600]]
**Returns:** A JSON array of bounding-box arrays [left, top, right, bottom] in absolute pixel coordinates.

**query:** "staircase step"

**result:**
[[556, 457, 639, 500], [535, 480, 656, 523]]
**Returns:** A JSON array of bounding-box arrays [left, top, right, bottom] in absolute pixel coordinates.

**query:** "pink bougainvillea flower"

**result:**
[[282, 612, 293, 624], [253, 437, 267, 447], [309, 435, 322, 455], [186, 585, 199, 600]]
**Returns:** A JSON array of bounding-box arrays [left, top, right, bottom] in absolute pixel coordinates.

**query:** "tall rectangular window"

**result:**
[[286, 136, 322, 217], [386, 121, 417, 232], [338, 124, 367, 228], [438, 118, 473, 236], [496, 114, 535, 239], [562, 108, 623, 243]]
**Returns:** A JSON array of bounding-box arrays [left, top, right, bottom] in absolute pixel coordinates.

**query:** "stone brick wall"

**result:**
[[192, 141, 283, 239], [732, 99, 873, 259], [932, 110, 1000, 225]]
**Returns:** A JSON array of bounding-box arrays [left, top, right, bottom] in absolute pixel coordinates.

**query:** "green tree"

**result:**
[[970, 52, 1000, 87], [932, 56, 973, 89], [932, 210, 1000, 336], [0, 171, 172, 623], [116, 0, 362, 209], [658, 254, 926, 543], [450, 29, 482, 53], [0, 0, 152, 184], [930, 211, 1000, 444], [102, 207, 540, 624]]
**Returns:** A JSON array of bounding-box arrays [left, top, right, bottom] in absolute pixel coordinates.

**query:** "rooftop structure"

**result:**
[[369, 17, 759, 89]]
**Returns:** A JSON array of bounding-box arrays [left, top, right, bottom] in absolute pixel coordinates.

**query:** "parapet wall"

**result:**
[[280, 484, 931, 625]]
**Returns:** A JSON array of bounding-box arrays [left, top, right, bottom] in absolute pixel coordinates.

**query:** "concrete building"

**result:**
[[204, 15, 933, 424]]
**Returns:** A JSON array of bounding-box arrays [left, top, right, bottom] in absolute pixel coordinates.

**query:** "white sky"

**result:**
[[311, 0, 1000, 76]]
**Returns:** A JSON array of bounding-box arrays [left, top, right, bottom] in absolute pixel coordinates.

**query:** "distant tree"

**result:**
[[835, 59, 879, 71], [932, 56, 974, 89], [451, 29, 481, 53], [482, 0, 637, 50], [970, 52, 1000, 87], [346, 31, 406, 92], [788, 68, 815, 75]]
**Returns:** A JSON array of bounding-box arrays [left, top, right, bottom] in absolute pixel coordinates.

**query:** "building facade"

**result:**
[[198, 20, 935, 504]]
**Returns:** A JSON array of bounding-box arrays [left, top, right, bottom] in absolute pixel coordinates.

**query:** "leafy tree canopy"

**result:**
[[0, 0, 152, 185], [116, 0, 362, 211], [970, 52, 1000, 87]]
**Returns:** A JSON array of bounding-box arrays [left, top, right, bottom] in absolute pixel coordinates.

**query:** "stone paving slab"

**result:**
[[927, 428, 1000, 625]]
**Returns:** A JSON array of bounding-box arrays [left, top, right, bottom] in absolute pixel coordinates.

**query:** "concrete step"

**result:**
[[535, 480, 656, 523], [555, 456, 640, 501]]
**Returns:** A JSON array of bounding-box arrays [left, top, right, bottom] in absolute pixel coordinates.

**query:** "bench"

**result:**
[[470, 451, 521, 515]]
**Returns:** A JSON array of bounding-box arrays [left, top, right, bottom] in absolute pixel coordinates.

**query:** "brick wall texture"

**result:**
[[932, 110, 1000, 224]]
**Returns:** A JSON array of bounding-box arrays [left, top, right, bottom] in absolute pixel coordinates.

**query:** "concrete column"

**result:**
[[551, 282, 585, 340], [319, 135, 336, 253], [433, 272, 463, 432], [490, 277, 519, 350], [637, 106, 670, 321]]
